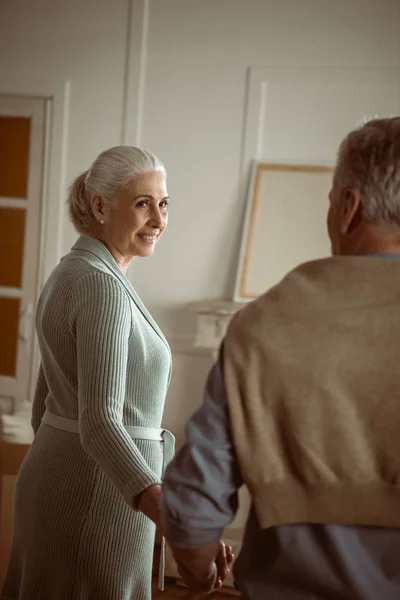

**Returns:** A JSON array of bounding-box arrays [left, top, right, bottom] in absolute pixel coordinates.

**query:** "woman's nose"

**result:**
[[149, 208, 164, 228]]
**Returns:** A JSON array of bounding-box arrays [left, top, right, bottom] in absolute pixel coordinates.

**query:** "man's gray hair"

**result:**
[[67, 146, 166, 235], [333, 117, 400, 224]]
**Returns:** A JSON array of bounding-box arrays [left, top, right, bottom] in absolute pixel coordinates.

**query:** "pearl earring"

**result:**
[[100, 220, 105, 225]]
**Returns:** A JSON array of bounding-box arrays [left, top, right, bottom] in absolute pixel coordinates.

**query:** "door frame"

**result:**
[[0, 78, 70, 408]]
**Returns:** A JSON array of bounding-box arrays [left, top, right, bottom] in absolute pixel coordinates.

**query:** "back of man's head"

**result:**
[[334, 117, 400, 224], [329, 117, 400, 254]]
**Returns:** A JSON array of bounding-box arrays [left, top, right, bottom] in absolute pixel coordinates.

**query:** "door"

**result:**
[[0, 95, 46, 415]]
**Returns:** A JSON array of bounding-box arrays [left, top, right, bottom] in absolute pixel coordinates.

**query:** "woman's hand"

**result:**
[[136, 484, 162, 528]]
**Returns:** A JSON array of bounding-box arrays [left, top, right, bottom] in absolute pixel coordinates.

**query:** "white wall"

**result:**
[[135, 0, 400, 451], [0, 0, 129, 250], [134, 0, 400, 341], [1, 0, 400, 438]]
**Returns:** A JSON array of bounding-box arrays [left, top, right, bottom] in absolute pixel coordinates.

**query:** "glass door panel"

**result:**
[[0, 207, 26, 288], [0, 116, 31, 199]]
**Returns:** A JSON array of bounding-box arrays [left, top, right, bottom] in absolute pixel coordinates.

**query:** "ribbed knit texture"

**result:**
[[1, 235, 171, 600], [224, 256, 400, 530]]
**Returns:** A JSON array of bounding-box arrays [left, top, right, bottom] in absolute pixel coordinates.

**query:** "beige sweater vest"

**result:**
[[223, 256, 400, 529]]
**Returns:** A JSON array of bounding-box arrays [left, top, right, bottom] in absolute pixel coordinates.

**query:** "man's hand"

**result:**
[[215, 540, 234, 587], [172, 540, 234, 595], [177, 560, 218, 595]]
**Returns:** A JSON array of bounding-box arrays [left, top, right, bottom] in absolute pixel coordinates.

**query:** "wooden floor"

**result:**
[[152, 578, 239, 599]]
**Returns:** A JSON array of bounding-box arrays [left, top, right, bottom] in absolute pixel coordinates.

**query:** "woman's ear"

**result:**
[[91, 195, 107, 224]]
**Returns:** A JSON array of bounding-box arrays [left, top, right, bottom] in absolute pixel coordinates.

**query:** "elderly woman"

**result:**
[[1, 147, 174, 600]]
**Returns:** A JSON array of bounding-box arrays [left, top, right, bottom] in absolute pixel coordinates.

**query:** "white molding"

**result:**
[[0, 78, 70, 285], [0, 287, 22, 298], [0, 77, 70, 408], [241, 65, 400, 182], [121, 0, 149, 145], [168, 300, 244, 357], [41, 81, 71, 284], [235, 65, 400, 301], [255, 80, 267, 159], [233, 159, 258, 302], [0, 198, 26, 208]]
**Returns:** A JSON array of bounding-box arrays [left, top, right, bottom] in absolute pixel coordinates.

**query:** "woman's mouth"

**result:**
[[137, 234, 158, 243]]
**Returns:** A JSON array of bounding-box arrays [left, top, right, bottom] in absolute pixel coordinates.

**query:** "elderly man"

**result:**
[[161, 117, 400, 599]]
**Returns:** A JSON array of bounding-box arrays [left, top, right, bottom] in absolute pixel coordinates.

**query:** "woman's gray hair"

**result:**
[[67, 146, 166, 234], [333, 117, 400, 224]]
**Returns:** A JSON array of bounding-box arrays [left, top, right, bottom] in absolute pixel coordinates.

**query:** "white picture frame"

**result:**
[[234, 161, 334, 302]]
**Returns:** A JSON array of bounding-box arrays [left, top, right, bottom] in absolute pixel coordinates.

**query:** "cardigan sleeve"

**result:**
[[70, 271, 161, 506], [31, 362, 49, 435]]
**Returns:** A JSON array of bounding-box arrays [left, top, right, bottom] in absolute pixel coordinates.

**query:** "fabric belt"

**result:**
[[41, 409, 175, 591]]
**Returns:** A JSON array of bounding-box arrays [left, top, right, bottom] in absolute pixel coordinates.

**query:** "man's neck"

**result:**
[[355, 241, 400, 255], [341, 232, 400, 256], [341, 226, 400, 256]]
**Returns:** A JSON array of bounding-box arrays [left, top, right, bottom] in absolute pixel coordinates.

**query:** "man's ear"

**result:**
[[340, 189, 362, 234]]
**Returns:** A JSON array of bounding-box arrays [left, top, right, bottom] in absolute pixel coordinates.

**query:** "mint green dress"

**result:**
[[1, 235, 172, 600]]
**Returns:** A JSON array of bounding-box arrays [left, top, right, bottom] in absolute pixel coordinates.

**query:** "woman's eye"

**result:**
[[160, 201, 169, 209], [136, 200, 148, 208]]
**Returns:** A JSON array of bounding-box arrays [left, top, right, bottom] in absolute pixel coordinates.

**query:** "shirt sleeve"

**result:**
[[31, 362, 49, 435], [161, 352, 243, 548], [71, 271, 161, 506]]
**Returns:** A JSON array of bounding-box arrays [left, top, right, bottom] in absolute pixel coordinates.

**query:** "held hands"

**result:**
[[176, 540, 234, 595], [137, 487, 234, 594]]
